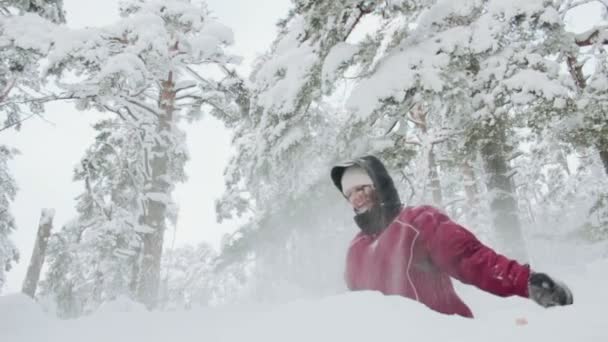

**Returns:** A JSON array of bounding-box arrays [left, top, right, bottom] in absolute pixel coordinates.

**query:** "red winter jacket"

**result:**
[[345, 205, 531, 318]]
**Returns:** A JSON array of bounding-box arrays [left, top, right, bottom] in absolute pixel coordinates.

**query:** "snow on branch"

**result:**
[[562, 0, 602, 14], [575, 25, 608, 46]]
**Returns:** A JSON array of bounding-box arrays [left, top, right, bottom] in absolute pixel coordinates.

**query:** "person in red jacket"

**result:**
[[331, 155, 573, 318]]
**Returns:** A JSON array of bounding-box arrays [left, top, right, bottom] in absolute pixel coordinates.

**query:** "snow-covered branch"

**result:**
[[0, 112, 37, 133], [0, 78, 16, 103], [344, 2, 376, 41], [118, 96, 160, 117], [575, 25, 608, 46], [0, 92, 86, 106], [562, 0, 601, 14]]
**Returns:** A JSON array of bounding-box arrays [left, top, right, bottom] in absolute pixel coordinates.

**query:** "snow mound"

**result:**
[[2, 256, 607, 342], [0, 294, 52, 340], [0, 286, 604, 342]]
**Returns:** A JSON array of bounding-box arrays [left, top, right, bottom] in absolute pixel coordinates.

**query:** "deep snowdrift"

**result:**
[[1, 255, 606, 342]]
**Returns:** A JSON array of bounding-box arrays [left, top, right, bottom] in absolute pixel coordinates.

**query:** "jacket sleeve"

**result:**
[[413, 206, 530, 298]]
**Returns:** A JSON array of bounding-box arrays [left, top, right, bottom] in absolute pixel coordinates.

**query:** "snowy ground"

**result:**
[[1, 239, 607, 342]]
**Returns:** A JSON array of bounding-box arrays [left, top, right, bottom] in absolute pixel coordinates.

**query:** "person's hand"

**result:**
[[528, 272, 573, 308]]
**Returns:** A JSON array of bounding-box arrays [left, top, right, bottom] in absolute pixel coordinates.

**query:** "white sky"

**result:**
[[0, 0, 291, 292]]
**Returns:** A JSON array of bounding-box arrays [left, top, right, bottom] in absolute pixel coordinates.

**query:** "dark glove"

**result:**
[[528, 272, 573, 308]]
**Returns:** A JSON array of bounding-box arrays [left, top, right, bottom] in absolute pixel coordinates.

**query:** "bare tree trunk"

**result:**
[[410, 106, 443, 205], [554, 145, 571, 176], [599, 148, 608, 175], [130, 248, 141, 295], [461, 159, 480, 222], [428, 149, 443, 205], [136, 71, 176, 309], [462, 160, 479, 208], [22, 208, 54, 298], [480, 128, 528, 263]]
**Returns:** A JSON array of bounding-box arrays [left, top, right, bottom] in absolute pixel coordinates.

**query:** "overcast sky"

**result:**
[[0, 0, 291, 292]]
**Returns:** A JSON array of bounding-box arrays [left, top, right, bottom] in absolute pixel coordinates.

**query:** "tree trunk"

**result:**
[[136, 71, 176, 309], [22, 208, 54, 298], [461, 160, 478, 207], [411, 107, 443, 205], [599, 148, 608, 176], [480, 129, 528, 263], [461, 159, 480, 222], [428, 149, 443, 205]]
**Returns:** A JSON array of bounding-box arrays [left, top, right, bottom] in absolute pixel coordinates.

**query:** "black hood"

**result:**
[[331, 155, 402, 235]]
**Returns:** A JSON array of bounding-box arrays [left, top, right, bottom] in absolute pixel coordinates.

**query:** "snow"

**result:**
[[417, 0, 481, 29], [254, 16, 318, 115], [200, 20, 235, 45], [345, 38, 448, 119], [273, 125, 305, 156], [96, 53, 148, 85], [539, 7, 561, 25], [1, 248, 607, 342], [40, 208, 56, 226], [503, 69, 569, 102], [487, 0, 545, 19], [1, 13, 62, 52], [588, 72, 608, 92], [322, 42, 358, 88], [0, 238, 608, 342]]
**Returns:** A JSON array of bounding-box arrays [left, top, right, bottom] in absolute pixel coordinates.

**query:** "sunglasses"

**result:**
[[343, 184, 374, 200]]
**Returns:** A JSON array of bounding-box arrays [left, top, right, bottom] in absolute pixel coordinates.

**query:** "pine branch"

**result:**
[[0, 92, 82, 106], [174, 83, 197, 93], [0, 78, 16, 103], [0, 110, 57, 133], [103, 105, 127, 121], [0, 113, 34, 133], [574, 25, 608, 46], [344, 2, 376, 41], [118, 96, 160, 117], [185, 66, 214, 87]]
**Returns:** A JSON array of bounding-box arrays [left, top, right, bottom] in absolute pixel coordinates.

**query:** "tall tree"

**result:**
[[0, 0, 65, 294], [38, 0, 243, 312]]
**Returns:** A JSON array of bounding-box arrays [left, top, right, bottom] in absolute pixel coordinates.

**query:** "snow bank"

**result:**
[[1, 255, 606, 342]]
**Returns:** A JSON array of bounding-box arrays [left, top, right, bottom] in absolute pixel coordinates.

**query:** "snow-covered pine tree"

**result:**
[[39, 118, 159, 317], [0, 0, 65, 131], [217, 1, 421, 222], [215, 1, 597, 301], [563, 6, 608, 175], [341, 0, 578, 261], [0, 0, 65, 294], [37, 0, 243, 311], [553, 1, 608, 237], [214, 1, 428, 302], [508, 1, 608, 240]]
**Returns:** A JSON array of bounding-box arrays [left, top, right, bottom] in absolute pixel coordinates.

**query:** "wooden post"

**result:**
[[22, 208, 54, 298]]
